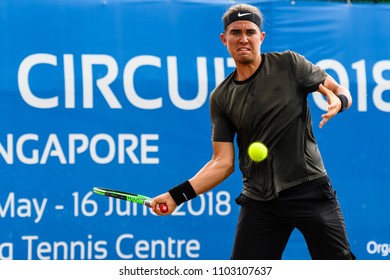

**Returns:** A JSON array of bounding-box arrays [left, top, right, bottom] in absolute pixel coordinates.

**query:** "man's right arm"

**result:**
[[150, 141, 235, 215]]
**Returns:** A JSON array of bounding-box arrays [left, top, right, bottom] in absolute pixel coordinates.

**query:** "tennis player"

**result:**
[[151, 3, 355, 260]]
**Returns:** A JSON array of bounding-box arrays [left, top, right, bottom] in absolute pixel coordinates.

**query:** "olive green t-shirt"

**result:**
[[210, 50, 328, 200]]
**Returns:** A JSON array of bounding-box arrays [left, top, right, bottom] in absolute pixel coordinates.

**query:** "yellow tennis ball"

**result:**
[[248, 142, 268, 162]]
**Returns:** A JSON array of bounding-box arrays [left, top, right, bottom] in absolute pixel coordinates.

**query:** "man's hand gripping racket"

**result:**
[[93, 187, 168, 213]]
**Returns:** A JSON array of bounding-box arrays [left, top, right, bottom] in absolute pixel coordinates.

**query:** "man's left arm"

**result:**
[[317, 75, 353, 128]]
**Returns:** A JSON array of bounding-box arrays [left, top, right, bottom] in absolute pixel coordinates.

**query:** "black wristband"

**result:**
[[337, 94, 348, 113], [168, 180, 197, 206]]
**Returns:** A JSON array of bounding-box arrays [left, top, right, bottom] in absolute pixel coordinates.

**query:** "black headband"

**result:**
[[223, 10, 261, 30]]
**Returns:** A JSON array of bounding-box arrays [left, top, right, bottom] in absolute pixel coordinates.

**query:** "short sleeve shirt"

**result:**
[[210, 51, 328, 200]]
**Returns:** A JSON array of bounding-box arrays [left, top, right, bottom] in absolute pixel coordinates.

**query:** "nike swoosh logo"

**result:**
[[238, 12, 252, 17]]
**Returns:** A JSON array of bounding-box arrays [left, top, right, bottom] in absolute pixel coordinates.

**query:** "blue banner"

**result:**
[[1, 0, 390, 260]]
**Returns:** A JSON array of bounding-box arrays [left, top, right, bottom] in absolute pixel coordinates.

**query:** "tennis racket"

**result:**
[[93, 187, 168, 213]]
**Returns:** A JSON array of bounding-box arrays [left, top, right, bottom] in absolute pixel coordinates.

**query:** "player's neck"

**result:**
[[234, 55, 262, 81]]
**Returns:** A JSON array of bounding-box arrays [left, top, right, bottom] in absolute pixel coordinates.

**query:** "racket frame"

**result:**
[[93, 187, 167, 212]]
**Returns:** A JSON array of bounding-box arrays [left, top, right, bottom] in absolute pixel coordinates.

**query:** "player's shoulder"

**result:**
[[265, 50, 303, 61], [264, 50, 310, 70], [210, 71, 235, 98]]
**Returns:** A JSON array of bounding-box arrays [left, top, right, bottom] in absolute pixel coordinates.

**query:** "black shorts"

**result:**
[[231, 176, 355, 260]]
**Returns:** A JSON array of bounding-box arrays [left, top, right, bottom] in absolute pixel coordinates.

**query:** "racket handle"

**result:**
[[144, 200, 168, 213], [159, 203, 168, 213]]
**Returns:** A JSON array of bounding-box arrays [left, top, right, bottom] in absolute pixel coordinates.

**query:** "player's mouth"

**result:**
[[237, 47, 251, 54]]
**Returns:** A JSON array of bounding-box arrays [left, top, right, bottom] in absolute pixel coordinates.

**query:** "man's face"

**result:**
[[221, 20, 265, 65]]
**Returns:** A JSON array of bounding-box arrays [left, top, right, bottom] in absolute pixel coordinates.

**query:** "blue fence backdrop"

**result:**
[[1, 0, 390, 260]]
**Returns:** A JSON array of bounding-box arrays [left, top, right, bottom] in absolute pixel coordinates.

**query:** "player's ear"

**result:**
[[260, 31, 266, 43], [220, 32, 227, 46]]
